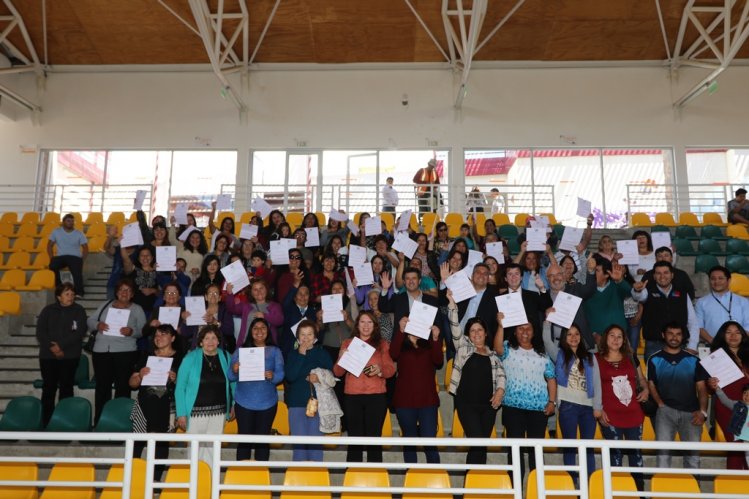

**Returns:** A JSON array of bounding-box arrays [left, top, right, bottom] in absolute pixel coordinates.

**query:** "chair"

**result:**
[[726, 254, 749, 274], [698, 238, 727, 256], [272, 401, 289, 435], [498, 224, 519, 240], [100, 458, 146, 499], [0, 269, 27, 291], [695, 254, 720, 274], [0, 462, 38, 499], [314, 212, 326, 226], [29, 253, 50, 270], [0, 292, 21, 315], [672, 238, 698, 256], [45, 396, 91, 432], [286, 212, 304, 229], [0, 212, 18, 225], [39, 462, 95, 499], [630, 212, 652, 227], [514, 213, 530, 227], [727, 237, 749, 255], [702, 224, 727, 240], [94, 398, 134, 432], [421, 212, 439, 232], [654, 212, 677, 227], [727, 223, 749, 240], [444, 213, 464, 238], [106, 212, 126, 225], [19, 212, 41, 226], [161, 462, 211, 499], [0, 252, 31, 270], [714, 475, 749, 495], [402, 469, 450, 499], [86, 235, 106, 253], [281, 467, 330, 499], [221, 466, 271, 499], [493, 213, 511, 226], [15, 224, 38, 238], [0, 396, 42, 431], [730, 272, 749, 296], [642, 415, 656, 442], [379, 212, 394, 231], [0, 236, 11, 252], [650, 224, 670, 233], [38, 224, 56, 238], [0, 223, 13, 237], [540, 213, 558, 225], [677, 212, 701, 226], [341, 468, 390, 499], [40, 212, 60, 226], [588, 470, 637, 499], [464, 469, 513, 499], [649, 473, 699, 498], [703, 212, 728, 226], [674, 225, 700, 240], [525, 470, 574, 499], [85, 223, 106, 238], [28, 238, 46, 253], [74, 356, 95, 389], [507, 238, 521, 256], [84, 212, 104, 225]]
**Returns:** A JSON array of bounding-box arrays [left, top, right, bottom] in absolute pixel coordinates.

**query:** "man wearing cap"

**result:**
[[413, 159, 441, 217]]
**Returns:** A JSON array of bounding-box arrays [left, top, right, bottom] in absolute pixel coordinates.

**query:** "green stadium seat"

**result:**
[[695, 254, 720, 274], [672, 238, 698, 256], [45, 396, 91, 432], [701, 225, 727, 240], [698, 238, 727, 256], [726, 255, 749, 274], [726, 238, 749, 256], [94, 398, 134, 433], [0, 396, 42, 431], [650, 225, 670, 233], [674, 225, 699, 240], [507, 238, 521, 256], [498, 224, 519, 240]]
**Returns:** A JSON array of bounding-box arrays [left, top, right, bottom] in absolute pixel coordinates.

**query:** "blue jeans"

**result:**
[[558, 401, 596, 477], [395, 406, 440, 463], [599, 423, 644, 491], [628, 321, 641, 357], [234, 403, 277, 461], [288, 407, 324, 461], [654, 405, 701, 469]]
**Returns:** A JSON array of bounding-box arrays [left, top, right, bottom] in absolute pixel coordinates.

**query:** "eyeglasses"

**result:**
[[206, 292, 220, 296], [165, 291, 179, 296], [289, 255, 302, 260]]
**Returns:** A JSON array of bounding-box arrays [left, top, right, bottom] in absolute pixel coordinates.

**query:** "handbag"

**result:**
[[305, 381, 318, 417], [83, 299, 114, 354]]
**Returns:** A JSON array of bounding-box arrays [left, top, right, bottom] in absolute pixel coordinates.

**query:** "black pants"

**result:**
[[92, 350, 137, 423], [344, 393, 387, 462], [382, 206, 395, 213], [133, 391, 173, 481], [39, 357, 78, 426], [456, 400, 498, 465], [234, 403, 277, 461], [49, 255, 84, 295], [503, 406, 548, 479]]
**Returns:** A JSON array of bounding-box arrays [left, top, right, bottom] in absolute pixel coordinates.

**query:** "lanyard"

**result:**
[[711, 292, 733, 320]]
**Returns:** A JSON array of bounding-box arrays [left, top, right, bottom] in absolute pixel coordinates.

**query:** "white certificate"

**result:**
[[104, 308, 131, 336], [251, 197, 272, 219], [345, 266, 357, 296], [140, 356, 173, 387], [185, 296, 207, 326], [321, 294, 344, 323], [290, 319, 303, 337], [364, 216, 382, 236], [329, 209, 349, 222], [616, 240, 639, 265], [465, 250, 484, 274], [216, 194, 232, 212], [155, 246, 177, 271], [526, 227, 547, 252], [305, 228, 320, 247], [133, 190, 147, 211], [392, 232, 417, 259], [396, 210, 412, 232], [238, 347, 266, 382], [174, 204, 189, 226], [221, 259, 250, 294], [348, 245, 368, 266], [404, 301, 438, 340], [337, 337, 376, 377], [158, 306, 181, 330], [577, 197, 592, 218], [485, 242, 505, 264], [347, 220, 360, 236], [269, 239, 294, 265], [651, 231, 672, 251], [352, 262, 375, 286], [239, 223, 259, 240], [495, 293, 528, 328], [121, 222, 144, 248], [700, 348, 745, 388], [178, 226, 199, 242], [559, 227, 584, 252], [546, 291, 583, 329], [445, 271, 477, 303]]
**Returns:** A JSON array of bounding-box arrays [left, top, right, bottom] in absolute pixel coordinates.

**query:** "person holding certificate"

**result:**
[[207, 209, 239, 251], [260, 209, 287, 242], [226, 318, 284, 461], [226, 279, 283, 345], [142, 282, 187, 351], [333, 311, 396, 462], [181, 283, 235, 351], [189, 255, 225, 298], [320, 218, 350, 253], [128, 324, 183, 480], [121, 245, 159, 317], [309, 253, 344, 303], [275, 247, 310, 305], [514, 241, 554, 294], [446, 290, 506, 465], [176, 230, 206, 284], [88, 278, 147, 423], [280, 283, 318, 357]]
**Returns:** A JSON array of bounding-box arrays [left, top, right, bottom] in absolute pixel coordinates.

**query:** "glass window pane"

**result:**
[[378, 150, 449, 215], [464, 149, 531, 219], [170, 151, 238, 225], [686, 148, 749, 216]]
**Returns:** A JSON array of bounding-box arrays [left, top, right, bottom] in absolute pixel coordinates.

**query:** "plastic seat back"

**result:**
[[421, 212, 439, 232], [94, 398, 134, 432], [30, 253, 50, 270], [525, 470, 574, 499], [12, 237, 36, 253], [45, 397, 91, 432], [498, 224, 519, 240], [378, 212, 394, 231], [444, 213, 464, 238], [727, 224, 749, 240], [40, 213, 60, 226], [588, 470, 637, 499], [703, 212, 727, 226], [0, 269, 27, 291], [272, 401, 289, 435], [464, 469, 513, 499], [0, 236, 10, 252], [672, 238, 696, 256], [15, 224, 38, 238], [19, 212, 41, 226], [674, 225, 699, 240], [285, 212, 304, 229], [85, 223, 106, 238], [40, 463, 95, 499], [726, 237, 749, 255], [281, 467, 330, 499], [0, 462, 38, 499], [0, 292, 22, 315], [100, 458, 146, 499], [402, 469, 450, 499], [730, 272, 749, 296], [514, 213, 530, 227], [1, 252, 31, 270], [678, 212, 701, 226], [161, 462, 211, 499], [221, 465, 271, 499], [714, 475, 749, 495], [84, 212, 104, 225], [341, 468, 390, 499], [106, 212, 126, 225], [650, 473, 699, 499], [702, 224, 727, 240], [0, 212, 18, 225], [726, 254, 749, 274], [654, 212, 677, 227], [0, 396, 42, 431], [695, 254, 720, 274], [698, 238, 725, 255], [630, 212, 652, 227], [493, 213, 511, 226]]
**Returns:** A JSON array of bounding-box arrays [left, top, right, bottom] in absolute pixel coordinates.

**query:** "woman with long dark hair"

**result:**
[[121, 245, 159, 316], [190, 254, 224, 297], [226, 278, 284, 346], [178, 229, 208, 283]]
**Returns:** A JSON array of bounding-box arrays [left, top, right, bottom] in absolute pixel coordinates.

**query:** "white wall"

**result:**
[[1, 64, 748, 210]]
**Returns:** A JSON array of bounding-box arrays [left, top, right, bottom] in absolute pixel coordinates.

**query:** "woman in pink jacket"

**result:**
[[225, 279, 284, 346]]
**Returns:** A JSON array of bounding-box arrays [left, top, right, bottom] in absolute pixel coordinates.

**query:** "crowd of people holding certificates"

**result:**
[[35, 198, 749, 485]]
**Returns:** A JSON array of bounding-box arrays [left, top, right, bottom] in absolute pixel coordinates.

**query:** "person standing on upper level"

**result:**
[[48, 213, 88, 298], [413, 159, 440, 217], [381, 177, 399, 213]]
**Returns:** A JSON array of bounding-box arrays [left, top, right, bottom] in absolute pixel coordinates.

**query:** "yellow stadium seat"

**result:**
[[714, 475, 749, 496], [237, 212, 253, 225], [0, 237, 10, 252], [286, 212, 304, 229], [40, 462, 95, 499], [128, 212, 139, 222], [727, 224, 749, 240], [221, 465, 271, 499], [655, 212, 677, 227], [87, 236, 106, 253], [379, 212, 394, 231], [17, 269, 55, 291], [40, 212, 60, 226], [11, 237, 35, 253], [492, 213, 511, 226], [84, 212, 104, 225], [281, 468, 330, 499], [39, 224, 56, 238], [100, 458, 146, 499], [443, 358, 453, 391], [444, 213, 464, 238], [315, 212, 326, 226], [421, 212, 440, 232], [703, 212, 728, 226], [85, 223, 106, 238], [161, 462, 211, 499], [525, 470, 574, 499], [272, 401, 289, 435], [19, 212, 40, 226], [0, 224, 13, 237], [514, 213, 530, 227], [403, 469, 450, 499], [0, 252, 31, 270], [341, 468, 390, 499], [468, 213, 487, 236], [540, 213, 558, 225], [0, 292, 22, 315], [106, 212, 125, 225], [0, 461, 38, 499], [0, 270, 27, 291], [678, 212, 701, 227], [29, 253, 50, 270], [30, 238, 48, 254], [464, 469, 513, 499], [15, 224, 38, 238], [642, 415, 656, 443], [588, 470, 637, 499], [630, 212, 652, 227], [0, 212, 18, 225], [650, 473, 699, 499]]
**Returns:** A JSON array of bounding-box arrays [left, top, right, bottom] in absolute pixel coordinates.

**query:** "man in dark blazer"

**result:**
[[378, 267, 442, 332], [497, 263, 553, 342], [439, 263, 500, 343]]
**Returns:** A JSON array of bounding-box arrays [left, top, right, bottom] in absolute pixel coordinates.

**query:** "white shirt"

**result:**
[[382, 184, 399, 207]]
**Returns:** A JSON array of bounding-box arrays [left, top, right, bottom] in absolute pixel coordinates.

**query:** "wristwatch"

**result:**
[[548, 400, 557, 406]]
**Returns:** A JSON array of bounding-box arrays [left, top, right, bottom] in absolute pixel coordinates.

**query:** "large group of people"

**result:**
[[34, 203, 749, 486]]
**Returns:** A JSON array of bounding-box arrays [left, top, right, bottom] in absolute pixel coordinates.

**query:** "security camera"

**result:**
[[401, 94, 409, 106]]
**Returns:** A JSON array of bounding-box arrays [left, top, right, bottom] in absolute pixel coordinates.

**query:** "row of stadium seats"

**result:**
[[631, 211, 731, 227]]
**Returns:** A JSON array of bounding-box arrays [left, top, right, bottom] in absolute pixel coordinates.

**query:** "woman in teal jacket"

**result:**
[[175, 324, 235, 468]]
